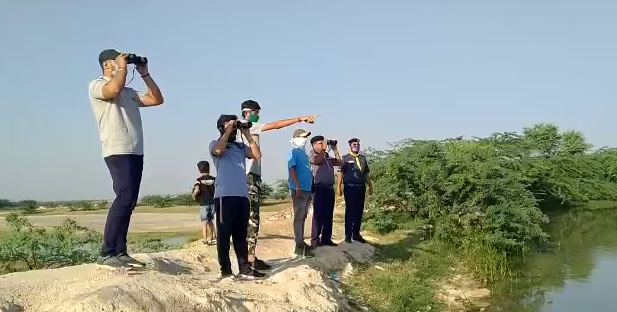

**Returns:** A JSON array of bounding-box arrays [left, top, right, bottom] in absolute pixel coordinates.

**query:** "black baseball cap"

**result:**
[[241, 100, 261, 111], [98, 49, 121, 67], [310, 135, 325, 145], [217, 114, 238, 129]]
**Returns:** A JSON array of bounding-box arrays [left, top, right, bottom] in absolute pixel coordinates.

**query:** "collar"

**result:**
[[350, 151, 360, 157]]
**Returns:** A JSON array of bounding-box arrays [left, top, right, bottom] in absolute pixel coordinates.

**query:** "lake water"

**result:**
[[487, 208, 617, 312]]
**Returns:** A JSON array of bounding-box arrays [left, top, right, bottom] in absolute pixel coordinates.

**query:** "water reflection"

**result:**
[[487, 208, 617, 312]]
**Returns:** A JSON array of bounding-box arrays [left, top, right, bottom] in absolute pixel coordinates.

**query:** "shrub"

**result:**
[[20, 200, 38, 214], [367, 124, 617, 267], [139, 195, 174, 208], [271, 179, 289, 200], [0, 213, 101, 273]]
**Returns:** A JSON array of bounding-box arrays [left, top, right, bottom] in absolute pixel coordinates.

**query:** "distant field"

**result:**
[[0, 199, 291, 217]]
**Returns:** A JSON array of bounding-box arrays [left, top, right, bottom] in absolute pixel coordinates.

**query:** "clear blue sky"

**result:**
[[1, 1, 616, 201]]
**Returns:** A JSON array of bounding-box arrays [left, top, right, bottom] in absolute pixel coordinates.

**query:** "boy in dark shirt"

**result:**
[[192, 161, 216, 245]]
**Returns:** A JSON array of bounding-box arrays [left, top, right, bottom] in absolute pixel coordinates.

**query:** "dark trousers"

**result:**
[[101, 154, 144, 257], [215, 196, 250, 275], [311, 184, 335, 246], [344, 184, 366, 239]]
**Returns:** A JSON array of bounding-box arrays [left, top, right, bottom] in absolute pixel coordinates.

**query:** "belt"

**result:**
[[344, 183, 365, 186], [315, 183, 334, 189]]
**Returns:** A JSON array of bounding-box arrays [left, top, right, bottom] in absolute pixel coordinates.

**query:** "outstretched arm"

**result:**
[[262, 115, 318, 132]]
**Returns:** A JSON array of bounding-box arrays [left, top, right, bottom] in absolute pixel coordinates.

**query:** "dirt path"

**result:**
[[0, 211, 274, 233]]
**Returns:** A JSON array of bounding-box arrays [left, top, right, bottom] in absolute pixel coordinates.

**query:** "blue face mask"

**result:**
[[351, 145, 360, 153]]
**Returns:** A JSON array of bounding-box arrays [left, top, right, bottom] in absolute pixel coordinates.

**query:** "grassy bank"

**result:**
[[346, 228, 454, 312]]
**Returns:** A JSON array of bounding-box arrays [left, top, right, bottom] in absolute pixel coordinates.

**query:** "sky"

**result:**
[[1, 1, 616, 201]]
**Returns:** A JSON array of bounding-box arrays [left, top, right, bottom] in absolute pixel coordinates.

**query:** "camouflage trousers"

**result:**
[[247, 173, 262, 259]]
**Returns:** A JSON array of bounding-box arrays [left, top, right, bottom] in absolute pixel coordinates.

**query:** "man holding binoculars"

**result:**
[[210, 114, 265, 279], [309, 136, 342, 248], [89, 49, 164, 269]]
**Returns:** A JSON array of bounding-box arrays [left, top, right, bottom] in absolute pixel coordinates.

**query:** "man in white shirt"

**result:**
[[239, 100, 317, 270], [88, 49, 164, 269]]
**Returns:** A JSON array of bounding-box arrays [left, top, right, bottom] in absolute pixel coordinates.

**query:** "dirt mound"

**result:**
[[0, 239, 375, 312]]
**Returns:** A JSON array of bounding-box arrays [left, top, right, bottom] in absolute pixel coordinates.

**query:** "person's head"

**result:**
[[348, 138, 360, 154], [98, 49, 122, 77], [311, 135, 325, 153], [197, 161, 210, 174], [241, 100, 261, 123], [291, 129, 311, 149], [216, 114, 238, 142]]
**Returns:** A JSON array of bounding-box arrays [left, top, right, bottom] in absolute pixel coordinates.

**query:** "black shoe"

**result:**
[[345, 237, 352, 243], [253, 258, 272, 271], [303, 242, 316, 250], [321, 240, 338, 247], [303, 246, 315, 258], [98, 256, 128, 268], [117, 253, 146, 267], [238, 268, 266, 280], [353, 236, 367, 244], [295, 245, 315, 258]]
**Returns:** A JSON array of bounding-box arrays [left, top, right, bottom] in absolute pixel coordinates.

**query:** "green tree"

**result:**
[[20, 200, 38, 214], [272, 179, 290, 200], [0, 199, 13, 209], [261, 182, 274, 201]]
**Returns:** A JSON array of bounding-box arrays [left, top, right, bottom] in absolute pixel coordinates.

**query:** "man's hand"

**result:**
[[136, 63, 149, 77], [368, 185, 374, 196], [337, 186, 343, 197], [224, 120, 236, 133], [296, 188, 303, 198], [115, 54, 128, 71], [240, 127, 251, 138], [300, 115, 319, 124]]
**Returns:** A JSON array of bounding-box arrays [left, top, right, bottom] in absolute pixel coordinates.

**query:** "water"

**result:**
[[487, 208, 617, 312]]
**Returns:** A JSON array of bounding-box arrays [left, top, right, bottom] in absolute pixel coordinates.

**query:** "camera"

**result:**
[[126, 54, 148, 66], [327, 140, 337, 146], [234, 120, 252, 129]]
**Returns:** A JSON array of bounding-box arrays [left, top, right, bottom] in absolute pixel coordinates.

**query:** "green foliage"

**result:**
[[366, 124, 617, 278], [139, 194, 198, 208], [261, 182, 274, 201], [271, 179, 290, 200], [0, 199, 14, 209], [20, 200, 38, 214], [96, 200, 110, 210], [0, 212, 101, 273]]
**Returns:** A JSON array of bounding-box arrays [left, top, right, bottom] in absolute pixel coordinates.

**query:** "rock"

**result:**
[[0, 301, 22, 312], [462, 288, 491, 300], [0, 240, 375, 312]]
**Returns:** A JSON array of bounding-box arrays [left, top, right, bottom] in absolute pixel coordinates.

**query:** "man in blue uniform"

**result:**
[[337, 138, 373, 243]]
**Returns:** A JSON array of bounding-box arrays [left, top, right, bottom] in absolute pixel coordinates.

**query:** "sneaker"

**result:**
[[353, 236, 367, 244], [253, 258, 272, 271], [303, 246, 315, 258], [98, 255, 128, 268], [117, 253, 146, 267], [238, 268, 266, 280], [345, 237, 352, 244], [217, 271, 233, 279], [321, 240, 338, 247]]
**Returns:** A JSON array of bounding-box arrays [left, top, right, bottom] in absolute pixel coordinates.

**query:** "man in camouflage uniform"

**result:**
[[240, 100, 317, 271]]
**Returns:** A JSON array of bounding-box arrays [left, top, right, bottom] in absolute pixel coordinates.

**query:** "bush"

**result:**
[[271, 179, 290, 200], [20, 200, 38, 214], [139, 195, 174, 208], [366, 124, 617, 277], [0, 213, 101, 273], [96, 200, 110, 210]]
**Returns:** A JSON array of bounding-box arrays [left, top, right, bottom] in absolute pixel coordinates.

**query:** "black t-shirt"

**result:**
[[195, 175, 216, 205], [340, 153, 370, 185]]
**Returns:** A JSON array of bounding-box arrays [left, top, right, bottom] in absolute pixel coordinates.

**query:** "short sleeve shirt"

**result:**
[[89, 77, 145, 157], [209, 141, 252, 198], [340, 153, 370, 184], [287, 148, 313, 191], [309, 150, 336, 186]]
